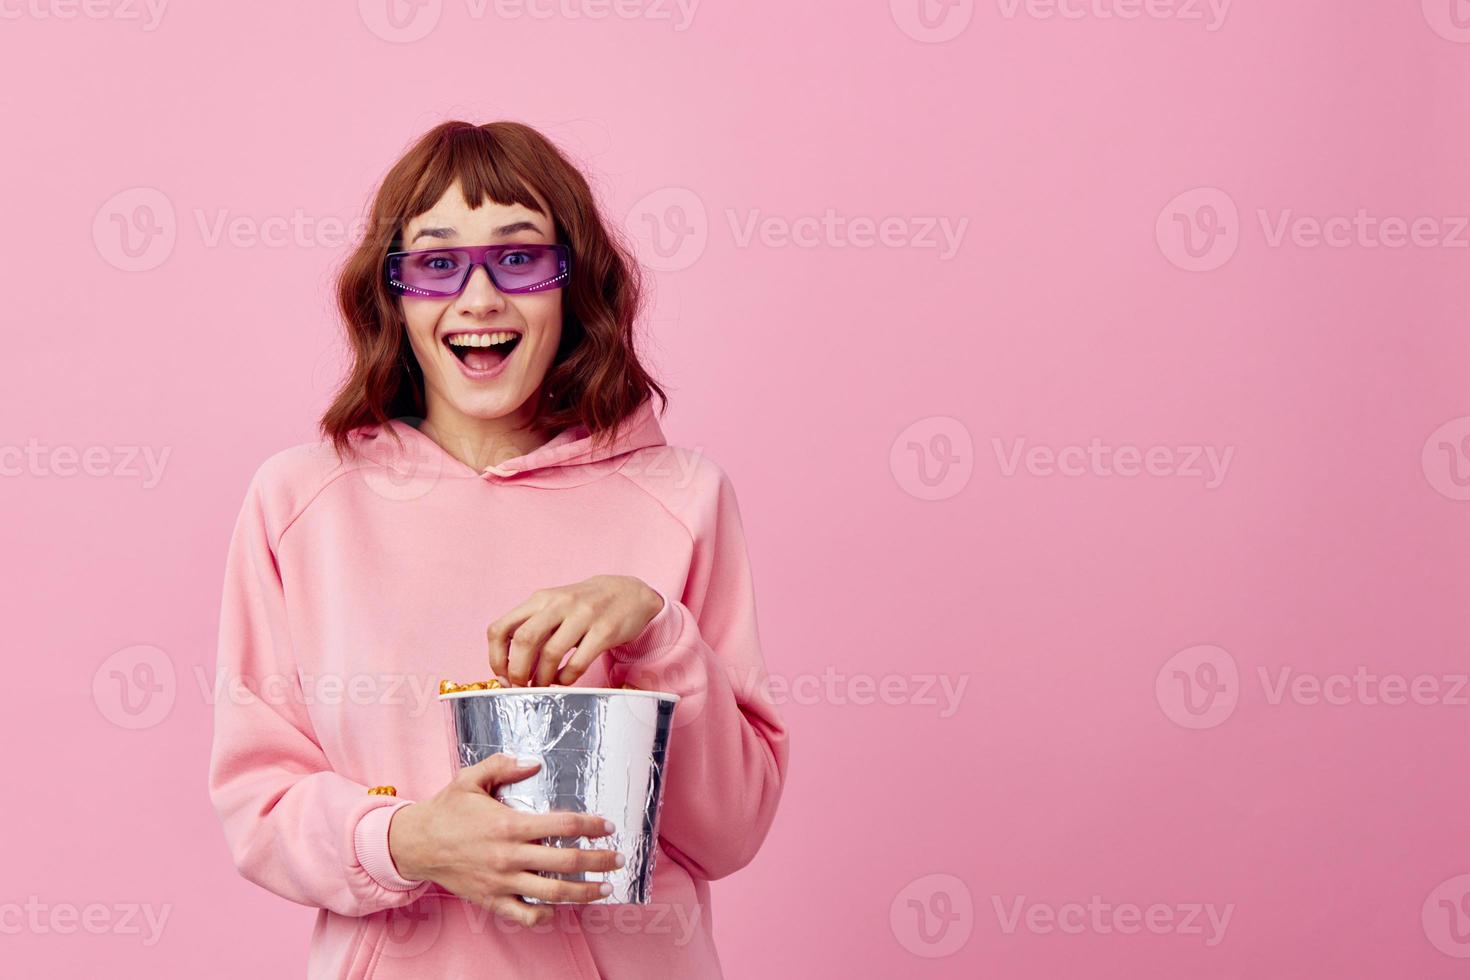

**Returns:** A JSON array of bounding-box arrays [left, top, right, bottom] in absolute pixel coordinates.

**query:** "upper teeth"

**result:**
[[447, 331, 518, 347]]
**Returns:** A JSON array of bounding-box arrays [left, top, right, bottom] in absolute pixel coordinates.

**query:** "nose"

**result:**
[[454, 263, 507, 317]]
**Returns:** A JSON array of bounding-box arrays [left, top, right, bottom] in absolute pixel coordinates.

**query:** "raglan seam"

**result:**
[[271, 464, 361, 551], [613, 466, 698, 555]]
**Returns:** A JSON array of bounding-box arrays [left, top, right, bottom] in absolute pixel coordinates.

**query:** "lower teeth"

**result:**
[[458, 345, 511, 370]]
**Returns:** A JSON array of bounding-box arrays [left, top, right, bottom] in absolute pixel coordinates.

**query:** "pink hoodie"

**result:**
[[207, 398, 789, 979]]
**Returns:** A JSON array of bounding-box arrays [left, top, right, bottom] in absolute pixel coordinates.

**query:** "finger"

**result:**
[[554, 626, 614, 686], [534, 615, 593, 688], [457, 752, 542, 794], [486, 893, 553, 928], [507, 809, 615, 842], [553, 621, 616, 685], [511, 870, 613, 905], [487, 596, 541, 680], [511, 842, 625, 876], [507, 611, 559, 687]]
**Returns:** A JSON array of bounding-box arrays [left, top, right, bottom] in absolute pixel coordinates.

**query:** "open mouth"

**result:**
[[444, 330, 522, 373]]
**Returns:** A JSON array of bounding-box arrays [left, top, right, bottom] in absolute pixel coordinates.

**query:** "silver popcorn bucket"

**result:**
[[440, 687, 679, 905]]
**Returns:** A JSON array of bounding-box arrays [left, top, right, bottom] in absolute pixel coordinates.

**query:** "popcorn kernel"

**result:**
[[439, 677, 505, 695]]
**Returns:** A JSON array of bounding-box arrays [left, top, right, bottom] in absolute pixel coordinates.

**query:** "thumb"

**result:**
[[458, 752, 542, 793]]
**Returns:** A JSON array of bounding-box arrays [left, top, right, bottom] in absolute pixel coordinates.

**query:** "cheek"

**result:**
[[401, 302, 446, 350], [530, 298, 564, 351]]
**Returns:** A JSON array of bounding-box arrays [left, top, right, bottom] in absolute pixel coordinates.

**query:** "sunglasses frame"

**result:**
[[384, 243, 571, 297]]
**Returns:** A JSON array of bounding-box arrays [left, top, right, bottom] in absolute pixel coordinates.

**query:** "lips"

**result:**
[[443, 329, 522, 375]]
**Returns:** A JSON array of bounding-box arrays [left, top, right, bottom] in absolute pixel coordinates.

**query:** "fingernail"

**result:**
[[516, 755, 542, 768], [599, 882, 613, 896], [603, 819, 616, 834], [614, 853, 626, 868]]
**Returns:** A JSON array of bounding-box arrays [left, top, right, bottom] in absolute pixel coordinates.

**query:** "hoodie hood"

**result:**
[[354, 398, 667, 490]]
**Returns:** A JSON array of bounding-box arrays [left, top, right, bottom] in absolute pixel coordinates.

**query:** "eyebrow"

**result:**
[[408, 220, 545, 245]]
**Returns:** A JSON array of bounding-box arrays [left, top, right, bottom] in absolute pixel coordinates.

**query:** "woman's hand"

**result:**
[[388, 754, 625, 927], [487, 575, 663, 687]]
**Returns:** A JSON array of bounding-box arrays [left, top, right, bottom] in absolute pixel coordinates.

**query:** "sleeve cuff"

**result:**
[[612, 586, 684, 663], [354, 800, 426, 891]]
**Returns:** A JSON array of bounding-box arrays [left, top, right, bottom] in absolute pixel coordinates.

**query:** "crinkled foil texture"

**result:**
[[442, 691, 677, 905]]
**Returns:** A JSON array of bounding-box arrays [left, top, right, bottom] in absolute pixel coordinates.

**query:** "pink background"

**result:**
[[4, 1, 1469, 976]]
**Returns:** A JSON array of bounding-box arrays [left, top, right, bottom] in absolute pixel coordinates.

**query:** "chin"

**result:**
[[450, 390, 534, 421]]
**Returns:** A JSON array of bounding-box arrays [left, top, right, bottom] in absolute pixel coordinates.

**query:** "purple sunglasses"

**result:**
[[385, 243, 571, 297]]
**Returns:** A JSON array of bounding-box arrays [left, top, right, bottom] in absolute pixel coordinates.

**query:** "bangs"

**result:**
[[395, 127, 550, 242]]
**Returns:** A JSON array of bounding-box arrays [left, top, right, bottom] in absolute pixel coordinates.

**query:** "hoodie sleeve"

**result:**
[[609, 466, 790, 881], [207, 463, 432, 916]]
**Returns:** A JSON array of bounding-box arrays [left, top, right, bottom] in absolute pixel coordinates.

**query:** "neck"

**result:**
[[420, 393, 555, 472]]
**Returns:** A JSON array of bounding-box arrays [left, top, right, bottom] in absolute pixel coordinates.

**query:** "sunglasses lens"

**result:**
[[391, 249, 471, 296], [491, 246, 565, 292]]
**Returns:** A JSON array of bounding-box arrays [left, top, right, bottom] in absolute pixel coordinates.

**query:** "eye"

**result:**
[[405, 251, 465, 280], [498, 249, 533, 268]]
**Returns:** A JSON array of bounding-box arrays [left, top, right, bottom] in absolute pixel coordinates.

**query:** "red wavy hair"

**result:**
[[321, 120, 666, 459]]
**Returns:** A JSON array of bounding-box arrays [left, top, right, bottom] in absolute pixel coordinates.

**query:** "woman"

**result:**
[[207, 120, 789, 979]]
